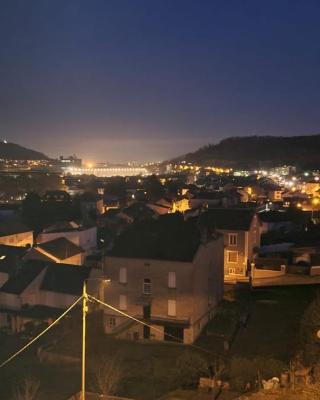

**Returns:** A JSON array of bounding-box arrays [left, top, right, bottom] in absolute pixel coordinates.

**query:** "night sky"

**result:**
[[1, 1, 320, 162]]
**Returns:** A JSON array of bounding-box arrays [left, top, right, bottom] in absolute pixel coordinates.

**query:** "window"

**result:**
[[228, 233, 238, 246], [108, 317, 116, 328], [119, 295, 127, 310], [227, 251, 238, 263], [143, 278, 151, 295], [168, 272, 176, 288], [119, 267, 127, 284], [168, 300, 176, 317]]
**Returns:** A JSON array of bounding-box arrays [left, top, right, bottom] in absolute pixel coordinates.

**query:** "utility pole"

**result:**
[[82, 281, 88, 400]]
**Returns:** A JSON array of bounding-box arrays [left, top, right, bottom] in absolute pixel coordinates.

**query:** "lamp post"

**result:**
[[81, 277, 111, 400]]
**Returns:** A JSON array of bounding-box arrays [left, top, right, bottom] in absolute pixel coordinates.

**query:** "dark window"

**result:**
[[143, 278, 151, 295]]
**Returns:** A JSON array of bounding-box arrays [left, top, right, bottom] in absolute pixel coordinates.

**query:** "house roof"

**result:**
[[42, 221, 95, 233], [0, 305, 66, 320], [193, 191, 227, 200], [0, 259, 90, 296], [0, 244, 29, 258], [0, 245, 29, 274], [0, 257, 12, 274], [258, 210, 306, 224], [0, 260, 45, 294], [43, 221, 80, 232], [121, 202, 156, 220], [0, 220, 32, 237], [79, 192, 101, 202], [40, 263, 91, 295], [199, 208, 256, 231], [37, 237, 84, 260], [109, 214, 201, 262], [258, 211, 292, 223]]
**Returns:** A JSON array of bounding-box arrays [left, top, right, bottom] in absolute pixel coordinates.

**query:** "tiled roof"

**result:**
[[0, 259, 90, 296], [109, 214, 201, 262], [199, 208, 255, 231], [40, 263, 90, 295], [0, 244, 29, 257], [0, 260, 45, 294], [0, 304, 65, 319], [0, 220, 32, 237], [37, 237, 84, 260]]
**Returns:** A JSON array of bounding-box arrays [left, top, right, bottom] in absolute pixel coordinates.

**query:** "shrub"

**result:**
[[174, 351, 208, 388]]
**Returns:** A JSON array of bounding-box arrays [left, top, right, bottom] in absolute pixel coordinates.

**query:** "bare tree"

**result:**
[[13, 378, 40, 400], [91, 355, 122, 396]]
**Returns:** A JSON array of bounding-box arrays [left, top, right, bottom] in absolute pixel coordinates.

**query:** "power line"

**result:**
[[89, 295, 214, 356], [0, 293, 216, 370], [0, 295, 83, 368]]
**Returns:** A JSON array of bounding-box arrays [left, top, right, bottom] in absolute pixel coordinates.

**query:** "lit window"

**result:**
[[143, 278, 151, 295], [228, 233, 238, 246], [168, 299, 176, 317], [168, 272, 176, 288], [119, 295, 127, 310], [227, 251, 238, 263], [119, 267, 127, 284]]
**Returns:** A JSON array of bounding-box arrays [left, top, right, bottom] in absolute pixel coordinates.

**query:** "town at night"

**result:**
[[1, 1, 320, 400]]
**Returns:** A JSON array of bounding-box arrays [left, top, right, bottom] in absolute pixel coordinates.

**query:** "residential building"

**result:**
[[199, 208, 261, 279], [24, 237, 85, 265], [42, 190, 70, 202], [172, 197, 190, 213], [37, 221, 97, 253], [0, 260, 91, 333], [0, 220, 33, 247], [79, 192, 104, 219], [102, 216, 224, 344]]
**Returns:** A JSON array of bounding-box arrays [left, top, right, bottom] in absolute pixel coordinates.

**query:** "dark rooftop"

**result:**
[[121, 202, 156, 220], [37, 237, 84, 260], [0, 220, 32, 237], [0, 260, 45, 294], [40, 263, 91, 295], [109, 214, 201, 262], [42, 220, 94, 233], [199, 208, 256, 231], [258, 210, 307, 224], [0, 244, 29, 257]]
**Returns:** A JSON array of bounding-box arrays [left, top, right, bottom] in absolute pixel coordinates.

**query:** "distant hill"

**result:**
[[173, 135, 320, 169], [0, 141, 48, 160]]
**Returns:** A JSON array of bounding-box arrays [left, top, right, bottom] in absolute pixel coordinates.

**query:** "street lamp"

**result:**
[[82, 277, 111, 400]]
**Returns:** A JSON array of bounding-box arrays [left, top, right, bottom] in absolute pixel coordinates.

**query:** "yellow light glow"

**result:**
[[87, 163, 93, 168], [312, 198, 320, 206]]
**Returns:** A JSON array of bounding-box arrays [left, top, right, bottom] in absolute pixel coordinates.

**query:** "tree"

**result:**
[[13, 378, 40, 400], [90, 355, 122, 396], [144, 175, 164, 201], [229, 357, 286, 392], [300, 294, 320, 364], [104, 178, 127, 201], [22, 191, 43, 231], [174, 351, 208, 388]]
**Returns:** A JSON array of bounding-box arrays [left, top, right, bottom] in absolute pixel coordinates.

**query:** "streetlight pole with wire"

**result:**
[[81, 277, 111, 400]]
